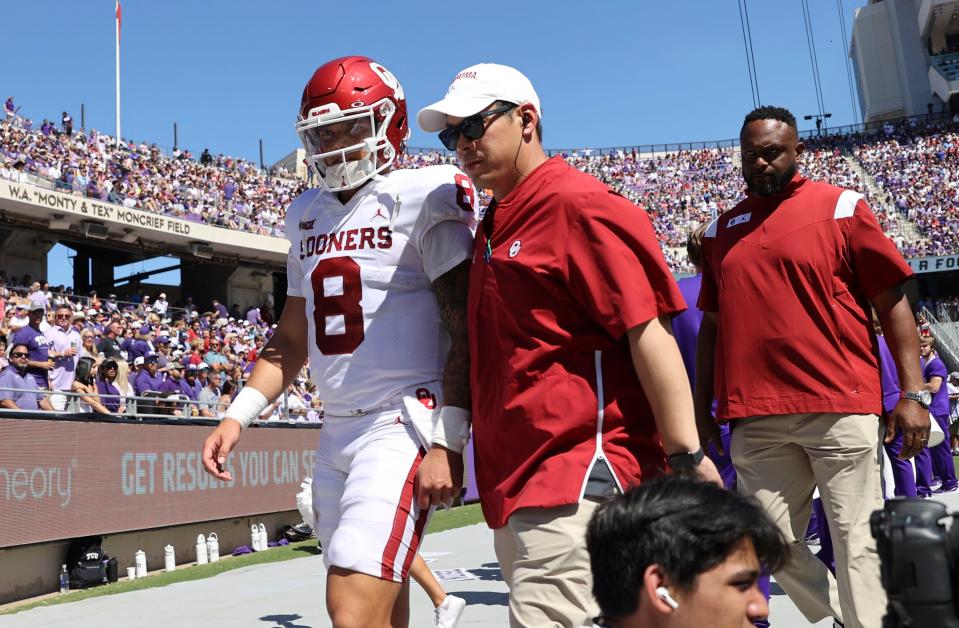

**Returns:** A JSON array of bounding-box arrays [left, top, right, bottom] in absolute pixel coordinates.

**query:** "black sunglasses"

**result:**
[[438, 103, 516, 151], [10, 352, 29, 358]]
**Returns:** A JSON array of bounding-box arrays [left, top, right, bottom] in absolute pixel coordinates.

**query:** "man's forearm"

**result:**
[[433, 261, 472, 410], [627, 315, 700, 454], [243, 332, 307, 401]]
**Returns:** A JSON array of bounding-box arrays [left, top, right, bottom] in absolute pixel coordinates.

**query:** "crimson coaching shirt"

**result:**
[[468, 156, 686, 529], [699, 174, 913, 421]]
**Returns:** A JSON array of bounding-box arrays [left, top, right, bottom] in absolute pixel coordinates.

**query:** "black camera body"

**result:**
[[871, 499, 959, 627]]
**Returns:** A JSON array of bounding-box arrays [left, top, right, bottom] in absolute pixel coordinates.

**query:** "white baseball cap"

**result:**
[[417, 63, 541, 133]]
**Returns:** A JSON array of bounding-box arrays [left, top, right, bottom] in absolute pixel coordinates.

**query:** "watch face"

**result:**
[[920, 390, 932, 406]]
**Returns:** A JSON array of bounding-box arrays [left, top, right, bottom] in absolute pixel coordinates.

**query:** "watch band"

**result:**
[[667, 447, 705, 474], [900, 390, 931, 408]]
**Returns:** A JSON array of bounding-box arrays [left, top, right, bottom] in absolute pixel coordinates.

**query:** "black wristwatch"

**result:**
[[667, 447, 705, 475]]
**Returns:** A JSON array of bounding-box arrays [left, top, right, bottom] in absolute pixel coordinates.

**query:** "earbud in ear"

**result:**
[[522, 114, 531, 127], [655, 586, 679, 610]]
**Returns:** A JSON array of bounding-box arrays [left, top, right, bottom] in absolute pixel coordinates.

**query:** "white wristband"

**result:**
[[223, 386, 270, 429], [431, 406, 471, 453]]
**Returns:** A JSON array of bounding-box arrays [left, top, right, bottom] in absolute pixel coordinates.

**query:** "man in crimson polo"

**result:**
[[418, 64, 721, 628], [695, 106, 928, 628]]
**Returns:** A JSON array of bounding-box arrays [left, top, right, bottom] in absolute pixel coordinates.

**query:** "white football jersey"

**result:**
[[285, 165, 478, 416]]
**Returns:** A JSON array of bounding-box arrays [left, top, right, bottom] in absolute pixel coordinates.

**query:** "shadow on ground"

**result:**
[[454, 591, 509, 606], [468, 564, 504, 582], [260, 613, 312, 628]]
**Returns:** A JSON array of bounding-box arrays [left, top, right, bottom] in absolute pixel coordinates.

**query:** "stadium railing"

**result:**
[[0, 386, 316, 423], [923, 306, 959, 373]]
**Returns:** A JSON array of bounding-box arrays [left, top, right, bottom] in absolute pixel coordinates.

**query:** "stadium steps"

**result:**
[[841, 154, 922, 242], [730, 148, 742, 169]]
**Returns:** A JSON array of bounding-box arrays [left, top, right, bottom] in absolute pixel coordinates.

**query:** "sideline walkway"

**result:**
[[3, 492, 956, 627]]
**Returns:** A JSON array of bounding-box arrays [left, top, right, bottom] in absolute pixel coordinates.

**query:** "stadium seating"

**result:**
[[2, 111, 958, 274]]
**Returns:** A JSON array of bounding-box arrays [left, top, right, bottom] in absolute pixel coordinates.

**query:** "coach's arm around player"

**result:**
[[201, 296, 309, 481], [415, 259, 472, 509]]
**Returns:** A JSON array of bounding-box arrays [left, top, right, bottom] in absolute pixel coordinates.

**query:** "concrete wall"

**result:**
[[0, 510, 302, 604], [853, 2, 908, 121], [0, 227, 53, 284], [887, 0, 938, 116]]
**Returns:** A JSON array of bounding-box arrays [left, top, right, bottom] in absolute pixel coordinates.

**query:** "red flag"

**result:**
[[116, 1, 122, 42]]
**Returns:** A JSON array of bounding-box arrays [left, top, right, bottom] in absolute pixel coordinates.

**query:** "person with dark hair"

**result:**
[[0, 343, 53, 411], [695, 105, 926, 628], [12, 301, 52, 389], [71, 356, 110, 414], [418, 64, 720, 626], [134, 354, 164, 396], [918, 335, 957, 494], [97, 359, 125, 413], [586, 476, 788, 628]]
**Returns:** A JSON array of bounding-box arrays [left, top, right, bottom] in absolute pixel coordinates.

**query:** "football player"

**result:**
[[202, 56, 474, 627]]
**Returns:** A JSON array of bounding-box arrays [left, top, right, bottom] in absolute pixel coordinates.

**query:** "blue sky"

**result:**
[[2, 0, 868, 286]]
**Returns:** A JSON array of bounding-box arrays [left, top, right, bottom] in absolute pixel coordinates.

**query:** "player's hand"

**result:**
[[201, 418, 242, 481], [414, 445, 463, 510], [887, 399, 930, 460], [693, 454, 724, 487], [696, 414, 724, 455]]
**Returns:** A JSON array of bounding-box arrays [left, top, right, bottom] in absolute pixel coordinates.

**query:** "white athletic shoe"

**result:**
[[433, 595, 466, 628]]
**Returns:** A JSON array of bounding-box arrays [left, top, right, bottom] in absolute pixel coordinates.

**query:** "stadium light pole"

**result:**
[[173, 122, 178, 151], [803, 112, 832, 136], [80, 103, 85, 130], [259, 139, 265, 173]]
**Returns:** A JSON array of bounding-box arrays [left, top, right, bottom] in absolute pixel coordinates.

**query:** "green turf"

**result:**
[[1, 503, 486, 616], [427, 502, 485, 533]]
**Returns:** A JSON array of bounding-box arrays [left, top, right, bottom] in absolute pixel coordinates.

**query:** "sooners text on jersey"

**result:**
[[285, 165, 476, 415]]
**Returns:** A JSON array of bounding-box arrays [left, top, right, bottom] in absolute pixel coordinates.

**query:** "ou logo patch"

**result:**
[[508, 240, 522, 258]]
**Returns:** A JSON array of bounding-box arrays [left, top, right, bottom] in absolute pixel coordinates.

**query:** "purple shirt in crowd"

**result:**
[[877, 335, 900, 415], [134, 370, 165, 395], [924, 355, 950, 417], [96, 379, 123, 413], [12, 325, 50, 388], [0, 365, 44, 410]]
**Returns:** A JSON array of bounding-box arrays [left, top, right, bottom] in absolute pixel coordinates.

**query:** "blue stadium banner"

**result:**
[[907, 254, 959, 274]]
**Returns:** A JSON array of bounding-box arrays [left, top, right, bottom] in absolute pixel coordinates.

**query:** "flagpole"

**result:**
[[115, 0, 121, 148]]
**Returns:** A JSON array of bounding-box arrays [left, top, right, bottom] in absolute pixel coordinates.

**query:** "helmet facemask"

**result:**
[[296, 99, 398, 192]]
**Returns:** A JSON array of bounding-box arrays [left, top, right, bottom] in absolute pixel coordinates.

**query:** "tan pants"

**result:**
[[731, 413, 886, 628], [493, 500, 600, 628]]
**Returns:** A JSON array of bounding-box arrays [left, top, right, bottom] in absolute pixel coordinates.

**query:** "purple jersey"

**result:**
[[924, 355, 950, 417], [12, 325, 50, 388]]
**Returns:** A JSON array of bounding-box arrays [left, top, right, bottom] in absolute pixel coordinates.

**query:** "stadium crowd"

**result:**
[[852, 118, 959, 257], [0, 101, 954, 296], [0, 276, 321, 422], [0, 111, 305, 238], [3, 102, 959, 275]]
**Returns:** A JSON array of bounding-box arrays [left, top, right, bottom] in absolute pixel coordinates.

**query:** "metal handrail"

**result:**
[[923, 307, 959, 373], [0, 384, 315, 423]]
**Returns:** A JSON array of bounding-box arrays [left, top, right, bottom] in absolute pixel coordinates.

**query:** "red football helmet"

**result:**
[[296, 56, 409, 191]]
